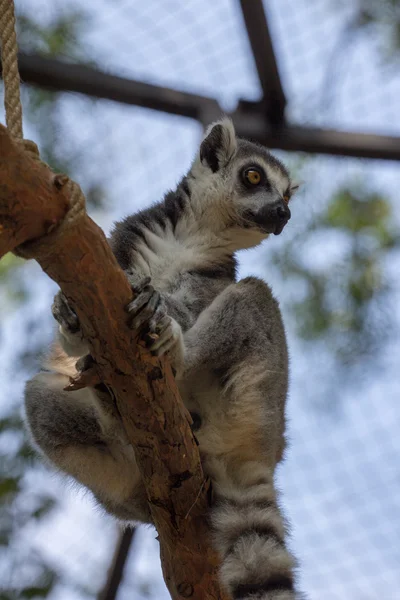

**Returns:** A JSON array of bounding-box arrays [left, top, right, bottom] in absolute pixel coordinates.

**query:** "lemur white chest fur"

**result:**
[[24, 118, 303, 600], [126, 205, 265, 291], [126, 224, 223, 419], [130, 220, 217, 290]]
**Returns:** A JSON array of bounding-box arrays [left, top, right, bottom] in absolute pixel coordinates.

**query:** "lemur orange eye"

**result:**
[[244, 168, 262, 185], [283, 194, 290, 203]]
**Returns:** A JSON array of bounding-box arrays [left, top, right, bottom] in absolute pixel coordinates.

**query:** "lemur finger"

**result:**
[[129, 291, 161, 331], [148, 318, 182, 354], [130, 276, 151, 294], [126, 286, 154, 317], [147, 316, 172, 347], [151, 335, 177, 357], [148, 311, 168, 334]]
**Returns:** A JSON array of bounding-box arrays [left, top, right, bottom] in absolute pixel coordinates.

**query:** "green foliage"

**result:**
[[326, 190, 390, 233], [17, 10, 90, 61], [354, 0, 400, 59], [16, 10, 100, 182], [0, 477, 19, 498], [0, 254, 27, 308], [0, 253, 23, 278], [0, 9, 107, 311], [1, 573, 56, 599], [274, 187, 399, 364], [0, 412, 58, 595], [20, 579, 55, 599]]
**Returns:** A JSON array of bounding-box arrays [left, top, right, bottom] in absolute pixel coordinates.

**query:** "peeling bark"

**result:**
[[0, 124, 229, 600]]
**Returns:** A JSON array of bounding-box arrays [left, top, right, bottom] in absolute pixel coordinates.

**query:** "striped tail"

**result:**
[[211, 464, 297, 600]]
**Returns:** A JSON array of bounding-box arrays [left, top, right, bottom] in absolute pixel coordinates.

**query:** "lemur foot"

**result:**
[[52, 291, 88, 356], [52, 291, 80, 334], [74, 353, 124, 430], [127, 278, 183, 359]]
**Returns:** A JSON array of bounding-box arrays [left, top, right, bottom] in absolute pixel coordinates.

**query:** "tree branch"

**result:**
[[0, 124, 228, 600]]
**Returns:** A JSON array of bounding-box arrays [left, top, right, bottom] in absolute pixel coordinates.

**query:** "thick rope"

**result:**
[[0, 0, 86, 258], [14, 178, 87, 259], [0, 0, 23, 140]]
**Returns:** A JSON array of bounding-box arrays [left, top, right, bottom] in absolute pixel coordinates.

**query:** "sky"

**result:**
[[1, 1, 400, 599]]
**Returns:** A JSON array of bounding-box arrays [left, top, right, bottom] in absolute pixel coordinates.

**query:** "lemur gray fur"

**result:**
[[24, 118, 300, 600]]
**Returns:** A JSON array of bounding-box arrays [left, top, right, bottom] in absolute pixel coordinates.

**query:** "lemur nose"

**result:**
[[276, 203, 291, 223]]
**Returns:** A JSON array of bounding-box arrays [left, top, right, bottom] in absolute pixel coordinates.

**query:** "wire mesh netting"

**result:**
[[1, 1, 400, 599]]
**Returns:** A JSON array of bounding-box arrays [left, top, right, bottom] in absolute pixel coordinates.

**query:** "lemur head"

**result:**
[[187, 118, 298, 249]]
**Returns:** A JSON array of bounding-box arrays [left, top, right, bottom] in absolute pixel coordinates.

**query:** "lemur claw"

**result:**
[[127, 281, 163, 331]]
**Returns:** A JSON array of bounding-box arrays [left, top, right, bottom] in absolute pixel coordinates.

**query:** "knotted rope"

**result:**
[[0, 0, 86, 258]]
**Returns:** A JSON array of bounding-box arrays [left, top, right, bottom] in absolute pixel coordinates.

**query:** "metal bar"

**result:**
[[232, 108, 400, 160], [5, 53, 400, 160], [239, 0, 286, 124], [97, 528, 135, 600], [15, 53, 220, 120]]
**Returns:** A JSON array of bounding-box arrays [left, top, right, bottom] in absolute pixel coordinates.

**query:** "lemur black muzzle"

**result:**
[[246, 200, 291, 235], [271, 200, 291, 235]]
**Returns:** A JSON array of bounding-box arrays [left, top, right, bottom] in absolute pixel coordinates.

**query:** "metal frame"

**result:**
[[239, 0, 286, 125], [1, 2, 399, 159], [11, 53, 400, 161]]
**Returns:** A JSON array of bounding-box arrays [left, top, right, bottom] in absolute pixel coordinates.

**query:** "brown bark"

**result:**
[[0, 130, 69, 257], [0, 123, 228, 600]]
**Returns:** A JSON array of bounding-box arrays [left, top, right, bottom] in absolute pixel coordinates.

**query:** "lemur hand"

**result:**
[[127, 277, 184, 360]]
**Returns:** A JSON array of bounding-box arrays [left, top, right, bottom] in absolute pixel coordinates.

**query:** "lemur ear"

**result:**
[[200, 118, 237, 173], [290, 181, 301, 194]]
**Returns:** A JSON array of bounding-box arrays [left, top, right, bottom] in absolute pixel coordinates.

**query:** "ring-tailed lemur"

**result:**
[[24, 118, 301, 599]]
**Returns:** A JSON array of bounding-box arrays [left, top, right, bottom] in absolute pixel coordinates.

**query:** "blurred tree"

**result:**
[[272, 185, 399, 368], [0, 414, 56, 600], [276, 0, 400, 376], [1, 8, 103, 306]]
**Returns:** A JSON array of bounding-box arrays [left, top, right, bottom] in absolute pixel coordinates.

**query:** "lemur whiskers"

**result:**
[[24, 118, 303, 599]]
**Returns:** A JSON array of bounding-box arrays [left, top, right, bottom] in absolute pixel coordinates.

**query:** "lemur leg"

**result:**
[[25, 289, 153, 522], [181, 278, 287, 471], [25, 281, 188, 522], [178, 278, 296, 598], [24, 372, 150, 522]]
